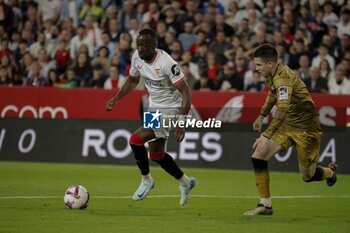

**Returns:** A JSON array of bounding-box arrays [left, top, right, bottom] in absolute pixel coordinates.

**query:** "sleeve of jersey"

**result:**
[[260, 90, 277, 117], [165, 56, 185, 85], [263, 78, 293, 139]]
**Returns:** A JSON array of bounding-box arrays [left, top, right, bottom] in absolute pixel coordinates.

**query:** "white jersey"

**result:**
[[129, 49, 184, 108]]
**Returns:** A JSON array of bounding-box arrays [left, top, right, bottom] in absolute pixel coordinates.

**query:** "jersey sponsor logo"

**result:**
[[278, 86, 288, 100], [143, 77, 163, 87], [171, 64, 181, 76]]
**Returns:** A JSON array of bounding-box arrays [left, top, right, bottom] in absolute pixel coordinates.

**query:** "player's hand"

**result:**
[[253, 115, 264, 132], [106, 98, 117, 111], [174, 126, 185, 142]]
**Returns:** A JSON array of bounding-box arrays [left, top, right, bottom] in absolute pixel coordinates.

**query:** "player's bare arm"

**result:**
[[174, 79, 192, 142], [105, 76, 140, 111]]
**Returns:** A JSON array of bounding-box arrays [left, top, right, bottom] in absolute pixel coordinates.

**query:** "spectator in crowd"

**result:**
[[262, 0, 279, 36], [73, 51, 93, 87], [56, 67, 79, 88], [243, 60, 257, 90], [322, 1, 339, 27], [29, 31, 46, 59], [319, 58, 334, 81], [129, 18, 140, 50], [79, 0, 106, 26], [303, 66, 329, 93], [336, 8, 350, 38], [37, 0, 61, 25], [178, 0, 197, 30], [212, 12, 234, 38], [104, 64, 125, 90], [55, 39, 71, 75], [288, 38, 309, 70], [10, 32, 21, 57], [1, 53, 15, 80], [84, 15, 102, 48], [180, 51, 200, 80], [188, 30, 207, 56], [18, 52, 33, 79], [169, 40, 183, 62], [178, 20, 197, 51], [192, 42, 209, 70], [0, 0, 15, 33], [97, 31, 115, 58], [60, 0, 84, 27], [296, 55, 312, 80], [107, 18, 121, 43], [162, 5, 180, 36], [312, 43, 336, 70], [328, 66, 350, 94], [0, 65, 10, 86], [246, 71, 264, 92], [25, 61, 46, 87], [117, 0, 139, 33], [181, 63, 196, 90], [205, 51, 222, 85], [142, 2, 160, 29], [37, 47, 55, 79], [209, 30, 231, 65], [334, 34, 350, 63], [193, 70, 215, 91], [47, 68, 59, 87], [102, 4, 118, 31], [87, 64, 105, 88], [155, 20, 169, 53], [92, 46, 111, 76], [70, 24, 93, 60], [0, 38, 12, 61], [236, 18, 253, 45], [216, 61, 244, 92]]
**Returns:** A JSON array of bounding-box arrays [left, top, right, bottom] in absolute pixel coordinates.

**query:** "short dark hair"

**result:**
[[138, 28, 157, 41], [253, 44, 278, 63]]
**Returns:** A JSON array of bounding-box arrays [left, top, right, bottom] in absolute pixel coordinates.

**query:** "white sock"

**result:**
[[260, 197, 272, 207], [178, 174, 190, 186], [142, 174, 152, 181]]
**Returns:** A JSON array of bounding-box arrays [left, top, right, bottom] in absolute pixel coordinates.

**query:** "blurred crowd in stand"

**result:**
[[0, 0, 349, 94]]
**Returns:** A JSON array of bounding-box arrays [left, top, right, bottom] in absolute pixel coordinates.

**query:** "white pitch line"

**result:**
[[0, 195, 349, 199]]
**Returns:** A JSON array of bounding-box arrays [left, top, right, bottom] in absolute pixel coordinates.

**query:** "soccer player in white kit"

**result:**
[[106, 28, 197, 206]]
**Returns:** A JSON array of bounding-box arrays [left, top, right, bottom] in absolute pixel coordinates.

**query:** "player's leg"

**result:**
[[244, 137, 283, 216], [148, 139, 197, 206], [295, 131, 337, 186], [130, 127, 156, 201]]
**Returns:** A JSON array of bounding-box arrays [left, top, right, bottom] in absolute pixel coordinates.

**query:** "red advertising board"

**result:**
[[0, 86, 349, 126]]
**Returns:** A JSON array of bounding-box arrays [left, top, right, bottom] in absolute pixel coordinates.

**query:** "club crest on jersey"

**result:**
[[171, 64, 180, 76], [155, 68, 160, 76], [278, 86, 288, 100]]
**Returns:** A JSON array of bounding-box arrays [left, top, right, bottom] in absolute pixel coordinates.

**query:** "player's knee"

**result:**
[[149, 151, 165, 160], [129, 134, 145, 146], [251, 157, 268, 171]]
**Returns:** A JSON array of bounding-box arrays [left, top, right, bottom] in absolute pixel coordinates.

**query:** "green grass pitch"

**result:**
[[0, 161, 349, 233]]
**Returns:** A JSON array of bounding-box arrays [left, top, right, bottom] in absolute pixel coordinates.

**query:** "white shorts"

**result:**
[[147, 107, 181, 139]]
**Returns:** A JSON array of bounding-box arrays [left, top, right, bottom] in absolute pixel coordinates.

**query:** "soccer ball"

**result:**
[[64, 185, 90, 209]]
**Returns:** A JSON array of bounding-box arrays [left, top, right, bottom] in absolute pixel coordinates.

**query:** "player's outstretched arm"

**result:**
[[175, 79, 192, 116], [173, 79, 192, 142], [106, 76, 140, 111]]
